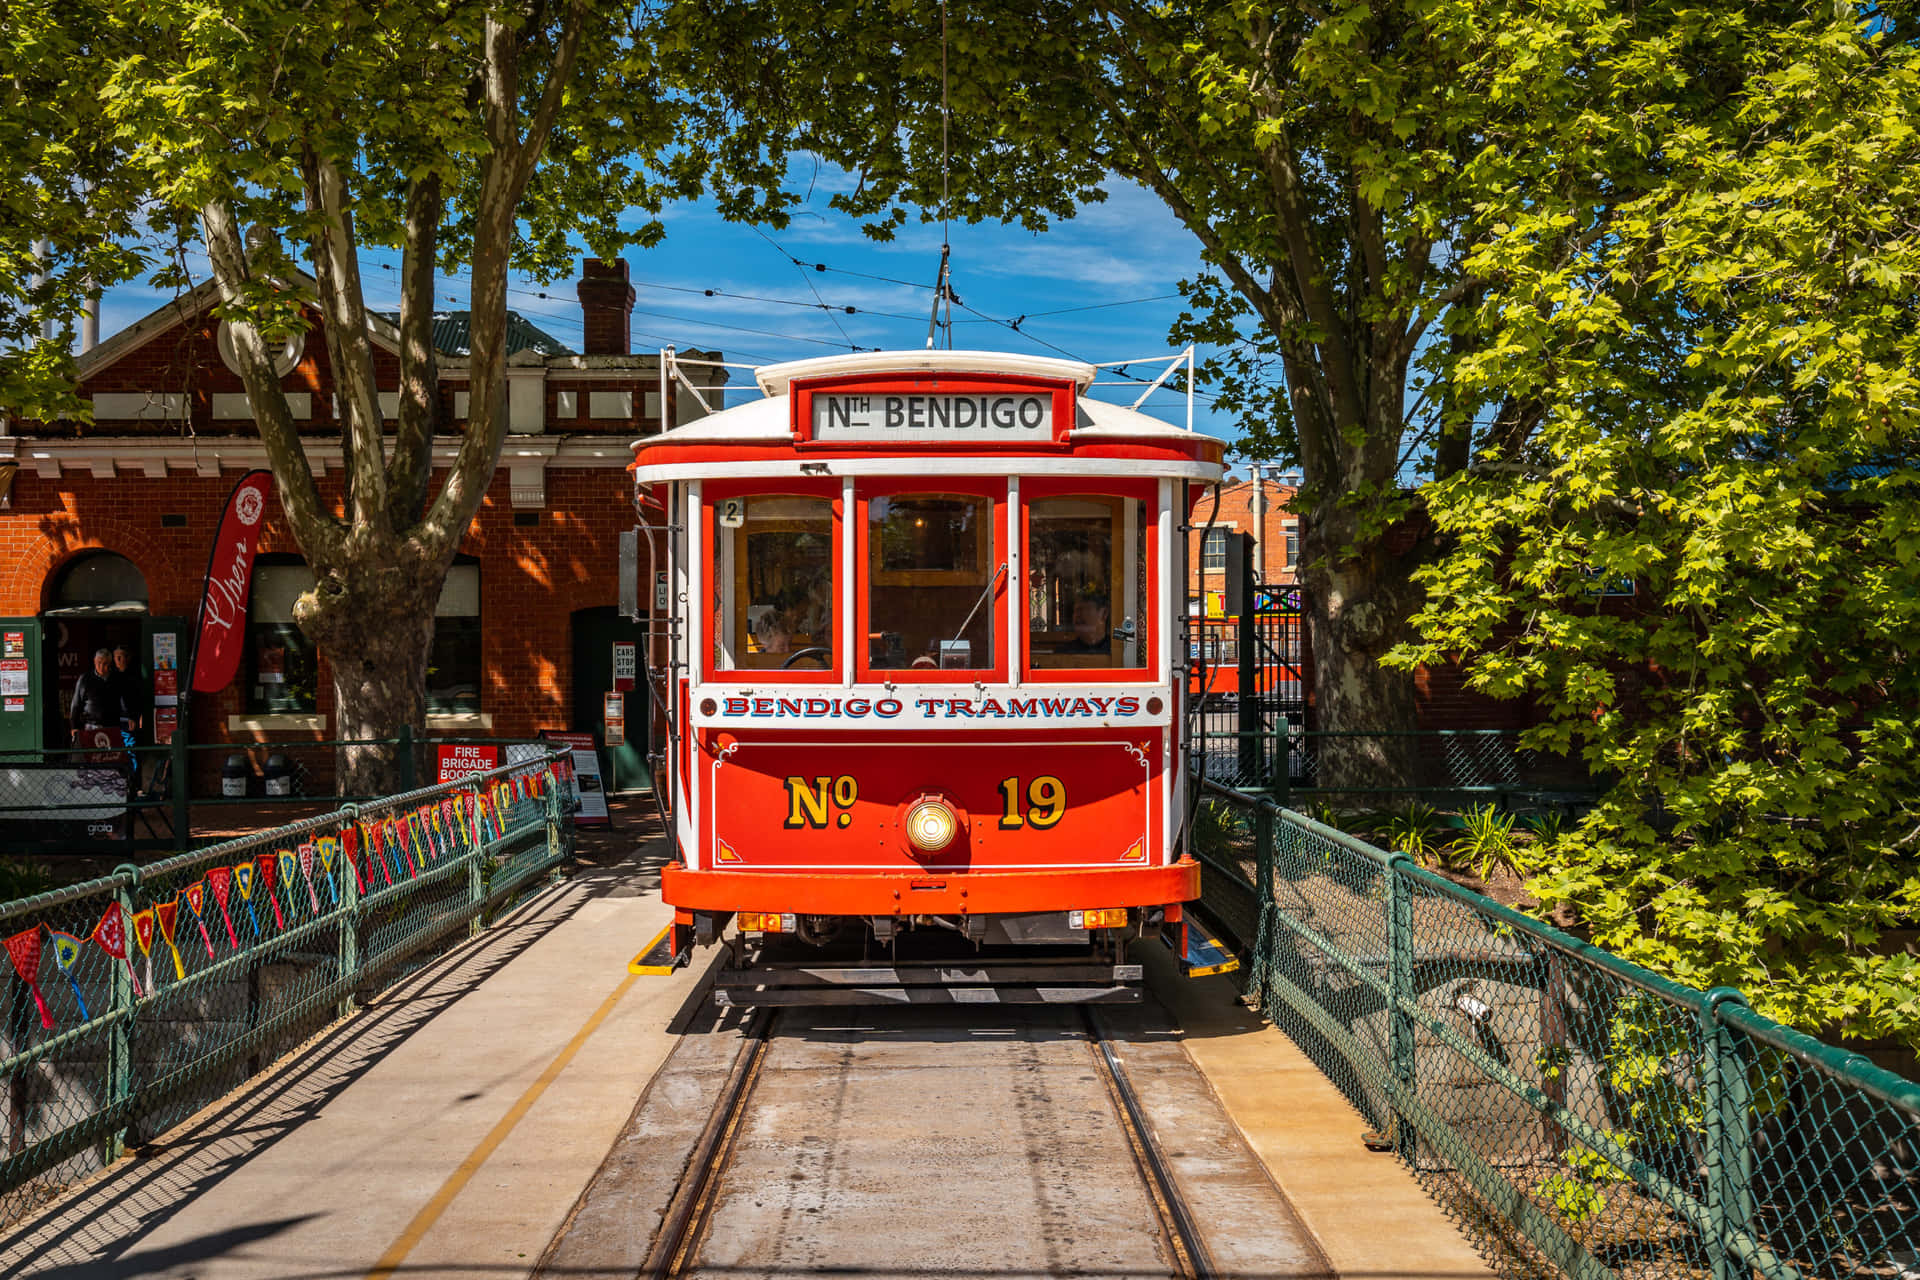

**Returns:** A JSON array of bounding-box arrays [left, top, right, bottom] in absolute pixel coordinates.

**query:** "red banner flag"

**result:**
[[189, 470, 274, 694], [154, 898, 186, 980], [90, 903, 141, 996], [182, 881, 218, 958], [5, 927, 54, 1031], [256, 852, 286, 930], [204, 866, 240, 949]]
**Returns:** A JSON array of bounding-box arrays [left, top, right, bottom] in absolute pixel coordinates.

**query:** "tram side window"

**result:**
[[867, 494, 996, 671], [1027, 496, 1148, 670], [713, 496, 835, 671]]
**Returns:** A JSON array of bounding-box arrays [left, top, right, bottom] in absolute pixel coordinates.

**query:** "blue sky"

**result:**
[[96, 176, 1248, 449]]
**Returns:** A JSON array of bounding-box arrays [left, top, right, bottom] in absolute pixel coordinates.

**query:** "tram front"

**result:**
[[633, 350, 1227, 1002]]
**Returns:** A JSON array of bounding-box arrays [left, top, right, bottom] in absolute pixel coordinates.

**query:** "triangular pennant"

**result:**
[[297, 843, 321, 912], [257, 854, 286, 930], [389, 819, 417, 878], [48, 930, 90, 1021], [131, 908, 156, 992], [368, 823, 396, 886], [315, 837, 342, 905], [181, 881, 218, 958], [153, 898, 186, 980], [233, 860, 263, 935], [206, 865, 242, 947], [5, 927, 54, 1031], [90, 903, 141, 996], [277, 850, 307, 917]]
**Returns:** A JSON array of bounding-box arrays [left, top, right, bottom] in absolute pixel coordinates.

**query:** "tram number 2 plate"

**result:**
[[717, 498, 746, 528]]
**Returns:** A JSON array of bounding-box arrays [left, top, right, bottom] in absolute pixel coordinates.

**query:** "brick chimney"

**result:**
[[577, 258, 634, 355]]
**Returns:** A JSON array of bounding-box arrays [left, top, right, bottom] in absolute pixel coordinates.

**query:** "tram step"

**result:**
[[713, 984, 1143, 1006], [714, 962, 1143, 987]]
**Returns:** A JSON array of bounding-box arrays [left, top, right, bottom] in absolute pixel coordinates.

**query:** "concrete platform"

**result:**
[[0, 801, 1492, 1280]]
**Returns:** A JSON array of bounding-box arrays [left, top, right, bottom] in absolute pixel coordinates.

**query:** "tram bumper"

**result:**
[[662, 858, 1200, 917]]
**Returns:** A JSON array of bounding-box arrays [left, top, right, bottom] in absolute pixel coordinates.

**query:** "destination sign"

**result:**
[[811, 392, 1054, 443]]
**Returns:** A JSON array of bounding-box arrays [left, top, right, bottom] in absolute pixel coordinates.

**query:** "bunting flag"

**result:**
[[206, 865, 242, 947], [341, 826, 368, 894], [389, 818, 417, 878], [296, 843, 322, 912], [439, 799, 457, 852], [48, 930, 90, 1021], [89, 902, 141, 997], [276, 851, 301, 917], [256, 853, 286, 930], [131, 908, 157, 992], [366, 823, 394, 886], [412, 810, 436, 861], [153, 897, 186, 981], [234, 860, 264, 936], [5, 927, 55, 1031], [181, 881, 218, 959], [315, 836, 342, 904]]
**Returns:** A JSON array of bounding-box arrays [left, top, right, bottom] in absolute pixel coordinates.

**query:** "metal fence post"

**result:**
[[107, 875, 137, 1159], [337, 806, 360, 1019], [544, 760, 564, 873], [1271, 717, 1290, 807], [398, 725, 415, 793], [1701, 988, 1755, 1280], [467, 791, 486, 937], [170, 725, 189, 848], [1385, 852, 1417, 1161], [1246, 805, 1275, 1011]]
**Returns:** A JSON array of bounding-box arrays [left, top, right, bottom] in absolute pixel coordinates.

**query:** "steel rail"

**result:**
[[1082, 1008, 1216, 1280], [646, 1007, 777, 1280]]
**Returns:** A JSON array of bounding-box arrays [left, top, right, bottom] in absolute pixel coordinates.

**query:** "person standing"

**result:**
[[69, 647, 124, 742], [109, 645, 146, 738]]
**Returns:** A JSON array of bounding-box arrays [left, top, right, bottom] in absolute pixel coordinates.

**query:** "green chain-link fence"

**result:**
[[1197, 779, 1920, 1280], [0, 747, 577, 1228]]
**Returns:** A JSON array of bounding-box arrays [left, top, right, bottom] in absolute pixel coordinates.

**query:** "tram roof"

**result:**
[[637, 349, 1214, 451]]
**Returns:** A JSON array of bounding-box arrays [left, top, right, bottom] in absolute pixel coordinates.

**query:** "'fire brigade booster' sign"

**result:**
[[812, 393, 1053, 443]]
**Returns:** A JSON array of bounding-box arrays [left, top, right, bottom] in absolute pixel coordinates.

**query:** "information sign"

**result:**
[[436, 742, 501, 784], [539, 730, 610, 827]]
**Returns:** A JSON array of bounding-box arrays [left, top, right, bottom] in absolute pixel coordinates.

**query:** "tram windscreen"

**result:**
[[867, 494, 997, 671], [1027, 496, 1147, 669], [714, 495, 835, 671]]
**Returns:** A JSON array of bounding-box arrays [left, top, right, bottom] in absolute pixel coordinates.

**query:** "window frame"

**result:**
[[1019, 477, 1158, 684], [425, 558, 482, 716], [700, 479, 844, 684], [245, 556, 320, 715], [1200, 526, 1227, 572], [854, 478, 1007, 684]]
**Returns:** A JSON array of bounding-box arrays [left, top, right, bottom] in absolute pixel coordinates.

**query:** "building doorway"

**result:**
[[43, 551, 148, 747], [570, 606, 649, 793]]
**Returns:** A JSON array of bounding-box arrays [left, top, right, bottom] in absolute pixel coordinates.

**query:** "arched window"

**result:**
[[46, 551, 148, 615]]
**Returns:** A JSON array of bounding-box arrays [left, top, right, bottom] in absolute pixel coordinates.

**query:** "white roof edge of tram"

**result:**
[[635, 364, 1209, 451], [753, 349, 1097, 398]]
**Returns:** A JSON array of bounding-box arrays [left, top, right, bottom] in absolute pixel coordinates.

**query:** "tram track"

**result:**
[[1082, 1006, 1218, 1280], [643, 1006, 777, 1280], [634, 1002, 1226, 1280]]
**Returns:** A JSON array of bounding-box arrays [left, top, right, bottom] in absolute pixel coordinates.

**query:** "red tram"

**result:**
[[631, 350, 1227, 1002]]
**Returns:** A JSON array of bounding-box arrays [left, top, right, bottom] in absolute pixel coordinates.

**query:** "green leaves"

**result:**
[[1397, 1, 1920, 1045]]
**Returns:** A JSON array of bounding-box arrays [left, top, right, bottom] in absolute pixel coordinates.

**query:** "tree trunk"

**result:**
[[298, 557, 440, 796], [1300, 510, 1423, 798]]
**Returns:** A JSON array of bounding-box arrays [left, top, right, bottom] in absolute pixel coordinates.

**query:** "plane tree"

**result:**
[[8, 0, 704, 790]]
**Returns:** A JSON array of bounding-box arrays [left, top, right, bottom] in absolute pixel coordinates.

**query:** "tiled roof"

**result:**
[[374, 311, 574, 357]]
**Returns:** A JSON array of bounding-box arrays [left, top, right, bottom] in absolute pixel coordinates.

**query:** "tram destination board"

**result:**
[[811, 392, 1052, 443]]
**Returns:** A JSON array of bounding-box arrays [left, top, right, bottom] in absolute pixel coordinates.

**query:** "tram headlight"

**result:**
[[903, 797, 959, 853]]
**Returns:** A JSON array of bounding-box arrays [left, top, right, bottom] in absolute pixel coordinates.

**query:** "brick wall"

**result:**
[[0, 463, 633, 750]]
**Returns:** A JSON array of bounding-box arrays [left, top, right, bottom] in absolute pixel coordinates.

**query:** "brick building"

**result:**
[[1187, 470, 1300, 611], [0, 258, 724, 790]]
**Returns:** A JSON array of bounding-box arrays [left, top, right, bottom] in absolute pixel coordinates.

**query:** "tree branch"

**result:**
[[386, 172, 443, 530], [199, 197, 344, 564]]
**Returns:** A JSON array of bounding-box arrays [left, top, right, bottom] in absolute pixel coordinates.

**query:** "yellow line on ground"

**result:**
[[364, 972, 640, 1280]]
